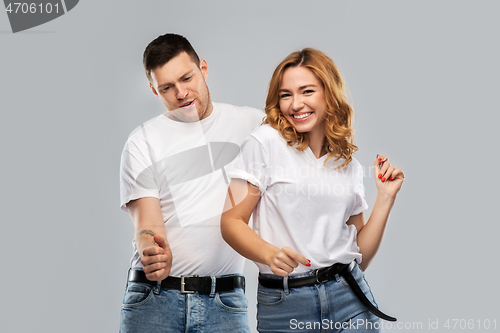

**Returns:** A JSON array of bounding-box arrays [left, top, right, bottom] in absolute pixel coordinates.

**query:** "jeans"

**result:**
[[256, 262, 381, 333], [120, 271, 250, 333]]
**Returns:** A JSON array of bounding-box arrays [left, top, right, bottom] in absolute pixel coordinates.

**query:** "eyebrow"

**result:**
[[279, 84, 317, 92], [157, 70, 195, 89]]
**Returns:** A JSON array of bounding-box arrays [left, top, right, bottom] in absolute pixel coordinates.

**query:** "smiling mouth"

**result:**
[[293, 112, 312, 119], [180, 100, 195, 108]]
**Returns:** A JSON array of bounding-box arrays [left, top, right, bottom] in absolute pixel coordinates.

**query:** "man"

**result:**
[[119, 33, 263, 333]]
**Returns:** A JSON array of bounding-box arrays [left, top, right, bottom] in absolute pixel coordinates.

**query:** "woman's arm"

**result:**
[[346, 155, 405, 271], [221, 179, 310, 276]]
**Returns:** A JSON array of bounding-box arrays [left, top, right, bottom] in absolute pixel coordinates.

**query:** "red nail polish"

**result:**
[[378, 158, 382, 161], [390, 176, 393, 180], [306, 262, 311, 267], [381, 177, 386, 182], [378, 174, 382, 178]]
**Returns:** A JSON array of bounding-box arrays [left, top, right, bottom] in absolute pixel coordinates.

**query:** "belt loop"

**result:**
[[209, 276, 216, 297], [153, 280, 161, 295], [283, 276, 289, 295]]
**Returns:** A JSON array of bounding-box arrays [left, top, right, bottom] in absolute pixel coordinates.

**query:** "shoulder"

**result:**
[[343, 156, 365, 179], [123, 115, 163, 150], [244, 124, 283, 149]]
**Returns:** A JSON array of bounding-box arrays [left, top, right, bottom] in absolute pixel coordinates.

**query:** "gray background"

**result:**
[[1, 1, 499, 332]]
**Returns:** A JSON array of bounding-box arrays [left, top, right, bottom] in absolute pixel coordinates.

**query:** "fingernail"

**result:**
[[390, 176, 393, 180], [306, 262, 311, 267], [381, 177, 386, 182], [378, 158, 382, 161], [378, 174, 382, 178]]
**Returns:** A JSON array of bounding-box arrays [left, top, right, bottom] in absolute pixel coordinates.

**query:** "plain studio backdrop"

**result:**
[[1, 1, 499, 332]]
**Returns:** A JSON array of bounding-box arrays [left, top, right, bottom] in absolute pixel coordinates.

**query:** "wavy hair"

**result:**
[[264, 48, 357, 169]]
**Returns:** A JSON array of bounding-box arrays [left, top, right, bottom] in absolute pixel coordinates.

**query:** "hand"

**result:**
[[267, 246, 310, 277], [141, 235, 172, 281], [374, 154, 405, 198]]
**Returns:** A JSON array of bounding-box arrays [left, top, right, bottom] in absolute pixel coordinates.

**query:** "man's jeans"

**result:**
[[120, 272, 250, 333], [256, 262, 382, 333]]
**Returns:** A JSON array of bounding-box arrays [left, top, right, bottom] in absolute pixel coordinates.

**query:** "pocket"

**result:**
[[215, 289, 248, 313], [257, 286, 285, 306], [121, 282, 154, 309]]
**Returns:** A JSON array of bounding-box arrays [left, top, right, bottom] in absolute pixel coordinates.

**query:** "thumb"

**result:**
[[154, 235, 169, 250]]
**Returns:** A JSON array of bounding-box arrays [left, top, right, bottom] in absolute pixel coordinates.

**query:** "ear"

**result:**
[[199, 59, 208, 81], [149, 83, 159, 97]]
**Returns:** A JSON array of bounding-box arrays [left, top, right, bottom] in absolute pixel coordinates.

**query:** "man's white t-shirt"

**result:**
[[228, 124, 368, 275], [120, 102, 263, 276]]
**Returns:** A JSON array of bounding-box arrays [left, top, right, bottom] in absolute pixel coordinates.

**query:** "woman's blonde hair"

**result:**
[[264, 48, 357, 169]]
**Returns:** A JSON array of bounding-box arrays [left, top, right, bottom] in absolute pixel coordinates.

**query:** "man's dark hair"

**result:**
[[143, 33, 201, 82]]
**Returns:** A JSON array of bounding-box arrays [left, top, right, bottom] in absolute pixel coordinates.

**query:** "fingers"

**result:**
[[142, 245, 164, 257], [145, 268, 166, 281], [141, 252, 169, 267], [141, 245, 171, 281], [375, 154, 398, 182], [282, 246, 310, 267], [270, 246, 310, 277]]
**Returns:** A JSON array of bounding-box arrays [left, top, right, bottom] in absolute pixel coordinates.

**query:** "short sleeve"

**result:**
[[119, 141, 160, 212], [228, 135, 268, 194], [350, 161, 369, 216]]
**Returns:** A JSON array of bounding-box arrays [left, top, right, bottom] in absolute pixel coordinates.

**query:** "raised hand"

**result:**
[[374, 154, 405, 198]]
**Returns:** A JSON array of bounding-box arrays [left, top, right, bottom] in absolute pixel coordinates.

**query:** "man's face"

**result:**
[[149, 52, 212, 122]]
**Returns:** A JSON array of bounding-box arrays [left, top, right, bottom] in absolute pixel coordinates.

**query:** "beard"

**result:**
[[166, 83, 212, 123]]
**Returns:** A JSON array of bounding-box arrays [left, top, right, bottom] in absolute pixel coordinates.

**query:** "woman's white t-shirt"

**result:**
[[229, 124, 368, 275]]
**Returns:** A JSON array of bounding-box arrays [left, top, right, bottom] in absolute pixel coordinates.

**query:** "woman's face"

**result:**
[[278, 66, 327, 136]]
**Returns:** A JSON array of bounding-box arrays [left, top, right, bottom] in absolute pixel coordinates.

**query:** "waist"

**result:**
[[127, 269, 245, 294], [258, 261, 356, 289]]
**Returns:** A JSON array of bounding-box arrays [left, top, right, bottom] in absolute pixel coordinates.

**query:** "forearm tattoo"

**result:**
[[136, 229, 156, 238]]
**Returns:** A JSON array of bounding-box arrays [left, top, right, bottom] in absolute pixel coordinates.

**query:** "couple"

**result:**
[[119, 33, 404, 333]]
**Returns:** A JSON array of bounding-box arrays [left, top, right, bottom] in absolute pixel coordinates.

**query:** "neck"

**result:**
[[307, 128, 327, 159]]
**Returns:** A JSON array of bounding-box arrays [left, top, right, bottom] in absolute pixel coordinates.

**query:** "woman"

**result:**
[[221, 48, 404, 332]]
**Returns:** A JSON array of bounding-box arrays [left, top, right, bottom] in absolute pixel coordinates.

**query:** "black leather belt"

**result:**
[[128, 269, 245, 294], [258, 262, 397, 322]]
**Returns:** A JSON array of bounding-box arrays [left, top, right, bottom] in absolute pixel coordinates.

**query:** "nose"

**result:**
[[175, 84, 188, 100], [291, 95, 304, 111]]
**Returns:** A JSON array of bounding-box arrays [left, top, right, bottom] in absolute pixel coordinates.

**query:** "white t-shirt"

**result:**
[[120, 102, 264, 276], [228, 124, 368, 275]]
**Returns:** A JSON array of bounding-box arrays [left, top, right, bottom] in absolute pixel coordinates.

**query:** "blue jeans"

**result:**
[[120, 271, 249, 333], [257, 262, 381, 333]]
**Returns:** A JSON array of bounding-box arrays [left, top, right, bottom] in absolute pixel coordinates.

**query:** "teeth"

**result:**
[[293, 112, 311, 119]]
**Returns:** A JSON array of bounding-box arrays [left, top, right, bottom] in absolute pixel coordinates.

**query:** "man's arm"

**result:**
[[127, 197, 172, 281]]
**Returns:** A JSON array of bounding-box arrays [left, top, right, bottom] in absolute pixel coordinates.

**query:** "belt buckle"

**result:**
[[315, 269, 328, 284], [180, 275, 198, 294]]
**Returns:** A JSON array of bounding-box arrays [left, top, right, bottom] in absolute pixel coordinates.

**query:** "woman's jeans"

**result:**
[[119, 272, 249, 333], [257, 262, 381, 333]]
